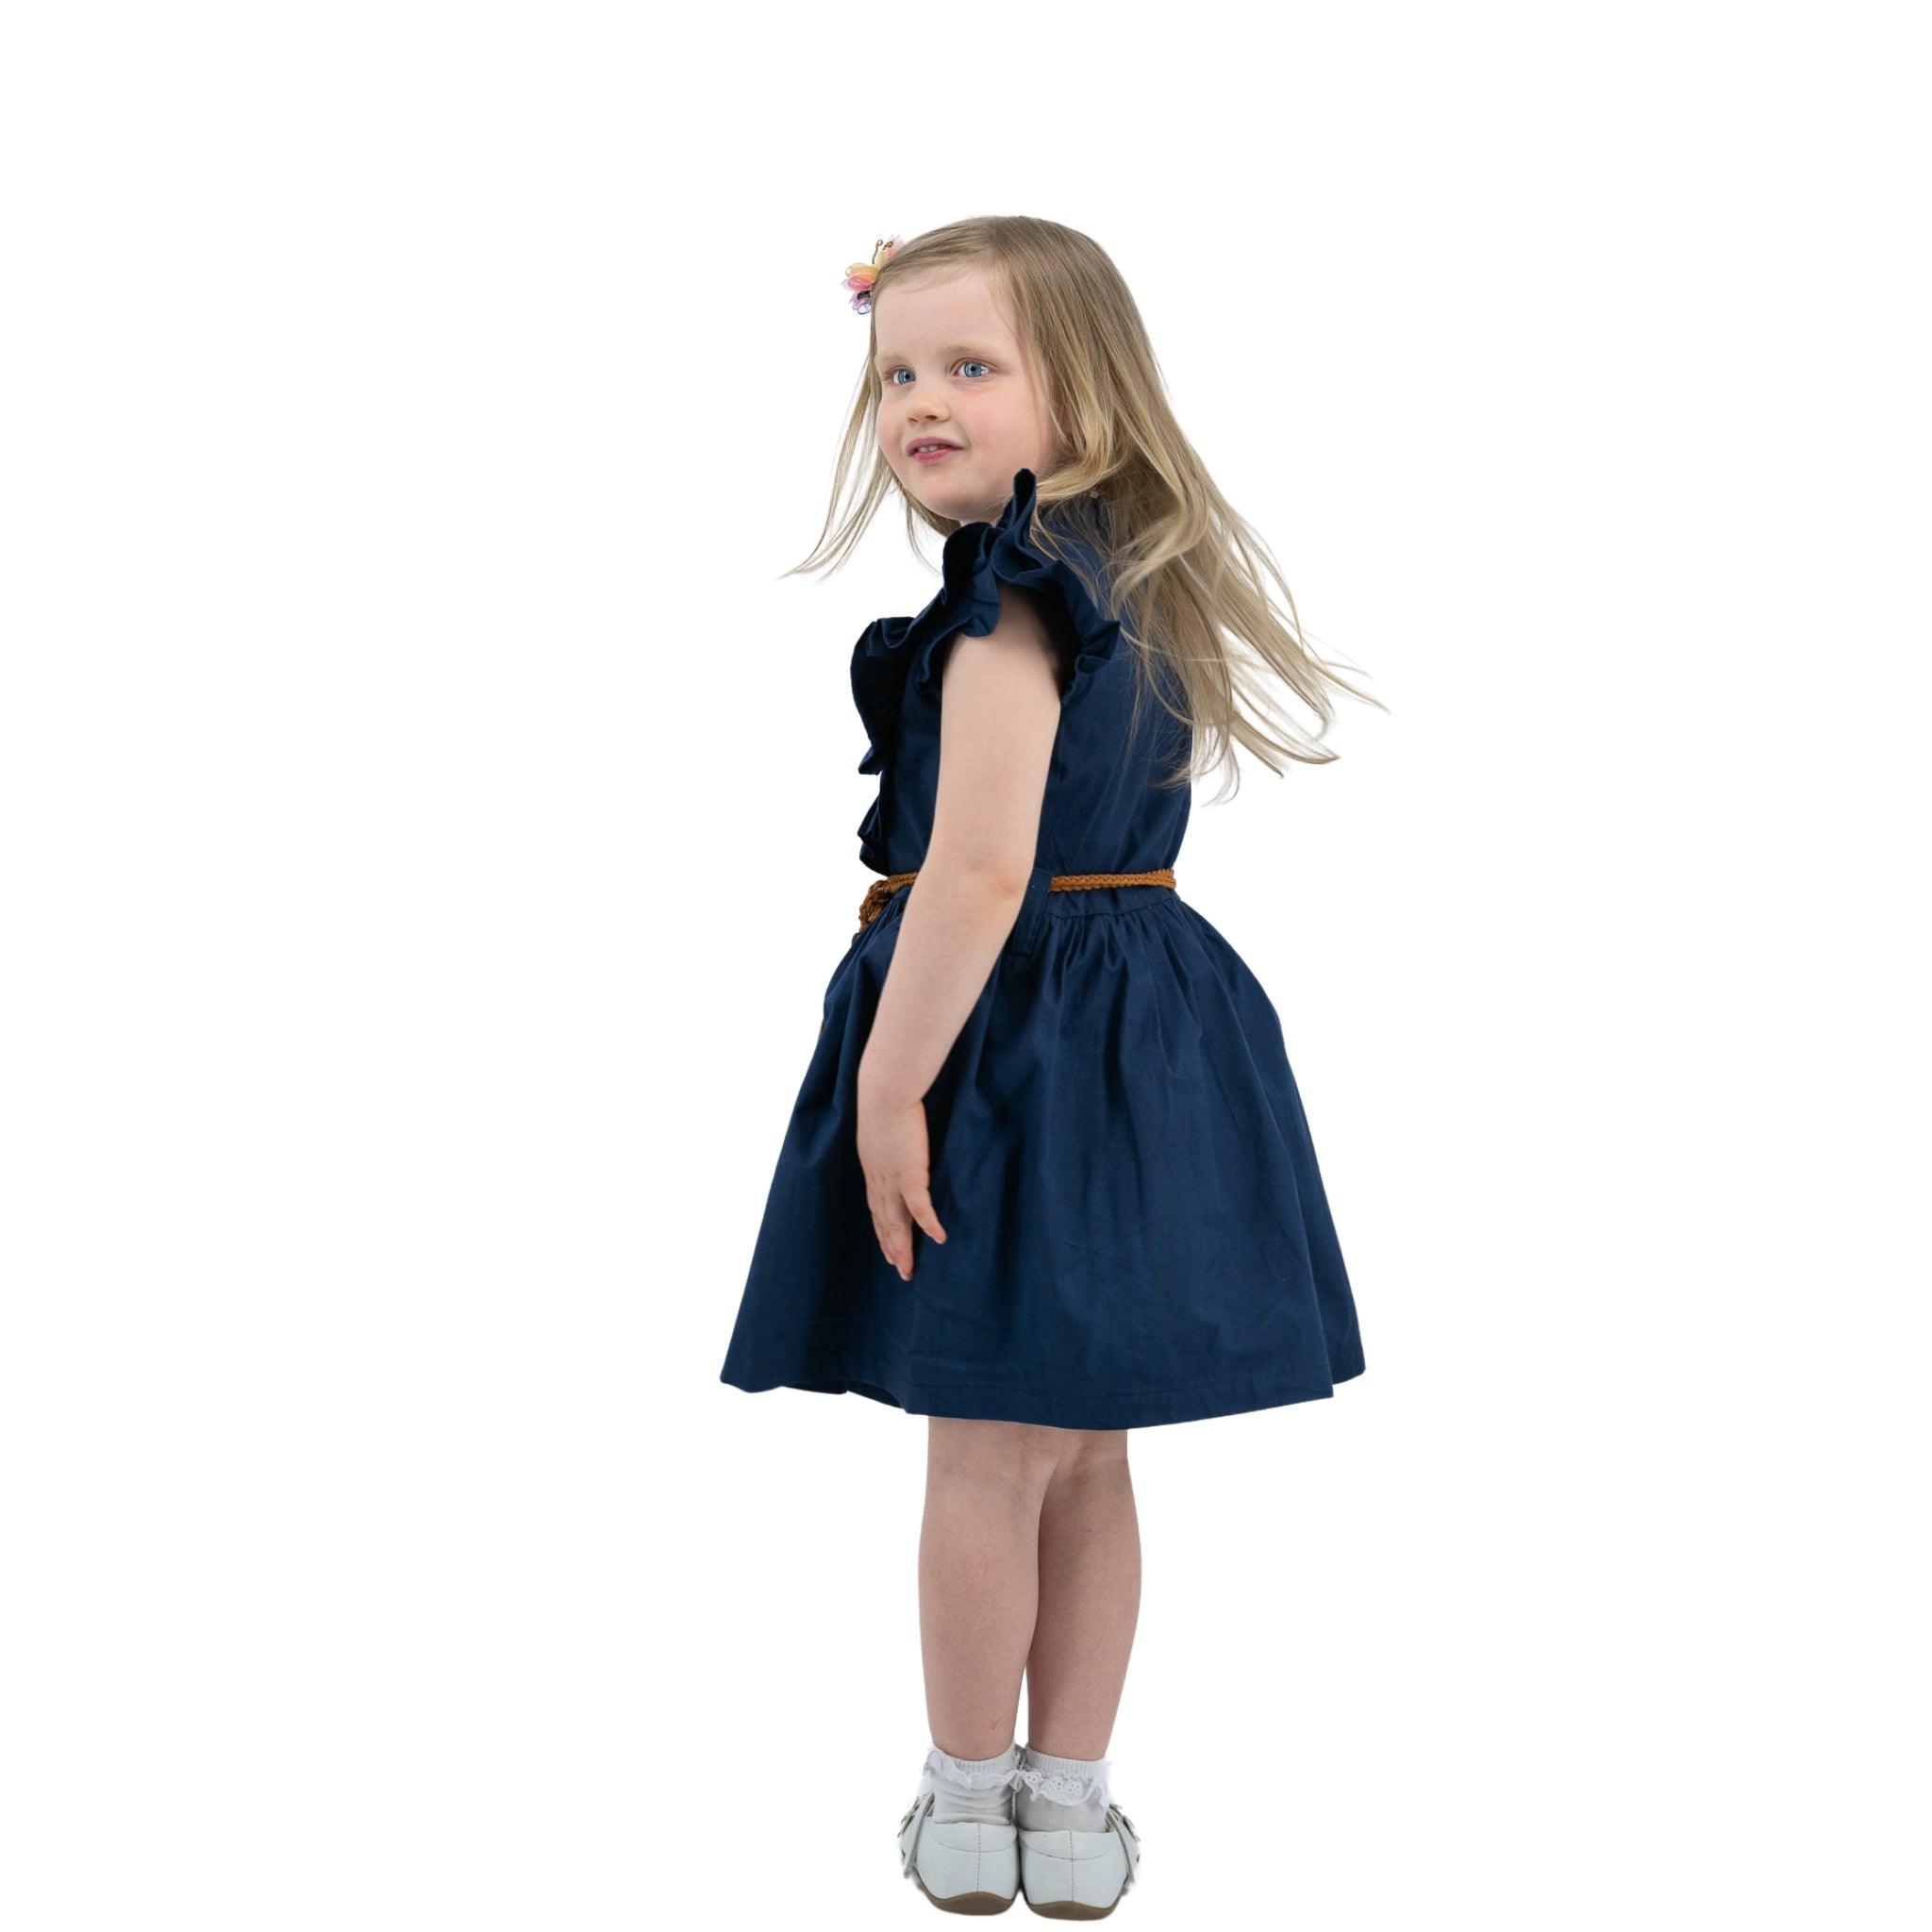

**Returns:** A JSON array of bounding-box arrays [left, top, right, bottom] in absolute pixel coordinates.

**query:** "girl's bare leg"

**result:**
[[1021, 1429, 1141, 1758], [919, 1418, 1065, 1758]]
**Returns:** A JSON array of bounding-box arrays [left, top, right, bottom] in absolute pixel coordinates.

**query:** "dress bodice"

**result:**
[[850, 469, 1191, 878]]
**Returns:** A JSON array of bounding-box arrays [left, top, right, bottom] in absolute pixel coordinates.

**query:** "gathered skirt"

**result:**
[[719, 866, 1365, 1431]]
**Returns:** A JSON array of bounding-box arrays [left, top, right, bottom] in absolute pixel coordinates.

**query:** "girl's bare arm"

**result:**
[[858, 582, 1062, 1111]]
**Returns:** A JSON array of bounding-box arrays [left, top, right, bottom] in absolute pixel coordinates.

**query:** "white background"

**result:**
[[3, 4, 1925, 1926]]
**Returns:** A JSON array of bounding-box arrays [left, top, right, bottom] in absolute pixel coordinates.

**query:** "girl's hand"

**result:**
[[856, 1085, 948, 1280]]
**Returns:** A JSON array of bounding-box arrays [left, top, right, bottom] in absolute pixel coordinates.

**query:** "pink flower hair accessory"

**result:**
[[842, 234, 902, 315]]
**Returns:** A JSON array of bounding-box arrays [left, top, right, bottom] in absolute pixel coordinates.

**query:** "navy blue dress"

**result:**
[[719, 468, 1365, 1429]]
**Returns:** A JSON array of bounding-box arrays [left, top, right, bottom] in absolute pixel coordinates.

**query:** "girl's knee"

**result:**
[[926, 1417, 1067, 1492], [1046, 1427, 1129, 1481]]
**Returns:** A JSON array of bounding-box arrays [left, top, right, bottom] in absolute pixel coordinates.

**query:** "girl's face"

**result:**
[[872, 267, 1058, 525]]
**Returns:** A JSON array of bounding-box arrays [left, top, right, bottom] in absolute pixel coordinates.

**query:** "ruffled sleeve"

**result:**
[[901, 468, 1124, 706], [851, 613, 915, 778]]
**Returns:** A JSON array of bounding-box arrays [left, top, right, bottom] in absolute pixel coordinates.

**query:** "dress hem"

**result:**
[[718, 1352, 1365, 1431]]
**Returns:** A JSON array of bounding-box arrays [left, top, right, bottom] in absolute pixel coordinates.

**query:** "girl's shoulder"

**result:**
[[886, 469, 1129, 707]]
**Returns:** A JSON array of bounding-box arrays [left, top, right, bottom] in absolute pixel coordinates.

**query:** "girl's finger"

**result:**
[[871, 1208, 911, 1279], [905, 1186, 946, 1245]]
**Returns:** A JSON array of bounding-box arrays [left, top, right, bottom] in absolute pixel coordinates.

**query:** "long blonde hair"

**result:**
[[789, 214, 1385, 796]]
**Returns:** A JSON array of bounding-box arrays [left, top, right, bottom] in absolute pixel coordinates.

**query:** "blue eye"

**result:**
[[884, 359, 992, 386]]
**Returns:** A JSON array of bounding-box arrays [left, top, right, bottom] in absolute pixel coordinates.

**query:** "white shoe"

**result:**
[[1018, 1803, 1142, 1919], [898, 1789, 1021, 1915]]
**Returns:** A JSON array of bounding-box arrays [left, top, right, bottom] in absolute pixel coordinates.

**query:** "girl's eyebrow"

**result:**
[[874, 341, 1002, 371]]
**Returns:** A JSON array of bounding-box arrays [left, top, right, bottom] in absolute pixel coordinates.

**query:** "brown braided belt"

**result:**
[[857, 867, 1177, 936]]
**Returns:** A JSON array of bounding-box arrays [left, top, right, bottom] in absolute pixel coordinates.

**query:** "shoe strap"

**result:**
[[898, 1791, 932, 1874], [1107, 1803, 1142, 1888]]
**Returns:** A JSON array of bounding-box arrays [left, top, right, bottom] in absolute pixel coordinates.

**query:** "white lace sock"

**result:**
[[1015, 1743, 1111, 1833], [922, 1741, 1022, 1825]]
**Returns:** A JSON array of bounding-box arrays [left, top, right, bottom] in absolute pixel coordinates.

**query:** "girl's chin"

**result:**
[[908, 465, 991, 507]]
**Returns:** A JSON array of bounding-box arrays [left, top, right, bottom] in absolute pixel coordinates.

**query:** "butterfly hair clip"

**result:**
[[842, 234, 902, 315]]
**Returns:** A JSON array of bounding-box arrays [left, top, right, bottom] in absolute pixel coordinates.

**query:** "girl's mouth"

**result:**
[[910, 445, 959, 464]]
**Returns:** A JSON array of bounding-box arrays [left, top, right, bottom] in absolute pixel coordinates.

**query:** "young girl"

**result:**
[[720, 215, 1372, 1918]]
